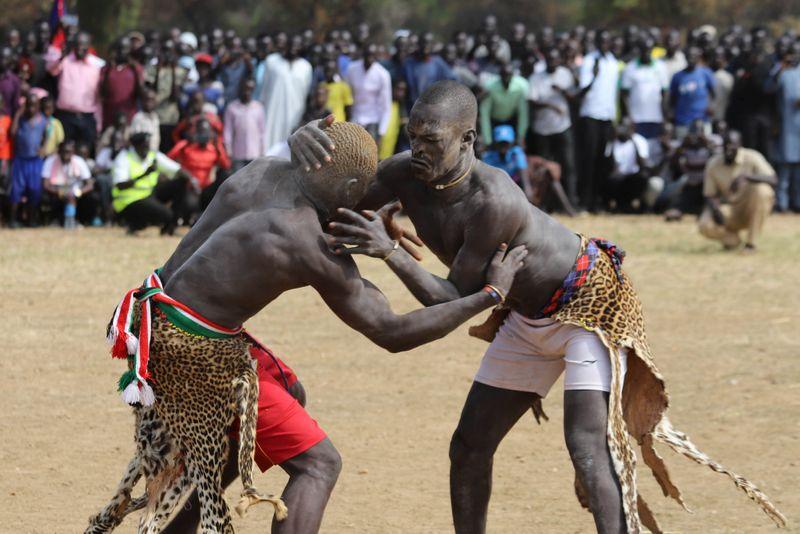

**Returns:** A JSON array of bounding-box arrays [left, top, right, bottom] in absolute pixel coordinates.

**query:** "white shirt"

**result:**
[[610, 133, 649, 175], [345, 59, 392, 136], [111, 149, 180, 185], [528, 66, 574, 136], [130, 111, 161, 152], [579, 51, 619, 121], [620, 59, 669, 123], [41, 154, 92, 187], [257, 53, 313, 151], [663, 51, 688, 81]]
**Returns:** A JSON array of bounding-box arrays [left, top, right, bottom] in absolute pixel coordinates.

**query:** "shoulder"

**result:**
[[706, 153, 724, 171]]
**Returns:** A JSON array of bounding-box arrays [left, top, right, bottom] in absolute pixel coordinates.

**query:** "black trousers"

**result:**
[[56, 110, 97, 148], [531, 128, 578, 207], [577, 117, 613, 212], [118, 177, 188, 232], [605, 172, 648, 213]]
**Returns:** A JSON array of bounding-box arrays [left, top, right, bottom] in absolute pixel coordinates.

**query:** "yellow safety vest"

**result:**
[[112, 150, 160, 213]]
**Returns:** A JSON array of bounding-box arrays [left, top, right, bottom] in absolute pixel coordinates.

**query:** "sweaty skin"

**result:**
[[289, 88, 624, 533]]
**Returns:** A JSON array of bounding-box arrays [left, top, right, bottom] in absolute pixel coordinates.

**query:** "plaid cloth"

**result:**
[[534, 236, 626, 318]]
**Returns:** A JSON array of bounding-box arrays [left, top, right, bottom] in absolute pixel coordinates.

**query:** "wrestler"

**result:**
[[288, 81, 785, 533], [98, 121, 526, 534]]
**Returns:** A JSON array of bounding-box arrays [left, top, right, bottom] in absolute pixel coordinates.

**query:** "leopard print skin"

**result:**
[[87, 308, 285, 533]]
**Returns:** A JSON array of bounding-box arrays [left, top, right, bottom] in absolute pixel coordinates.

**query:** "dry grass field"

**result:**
[[1, 214, 798, 533]]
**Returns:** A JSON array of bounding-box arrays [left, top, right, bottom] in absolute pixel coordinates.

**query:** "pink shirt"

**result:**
[[223, 99, 267, 160], [48, 52, 104, 114]]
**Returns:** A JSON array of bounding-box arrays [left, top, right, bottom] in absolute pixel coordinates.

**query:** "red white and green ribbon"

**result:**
[[108, 270, 242, 406]]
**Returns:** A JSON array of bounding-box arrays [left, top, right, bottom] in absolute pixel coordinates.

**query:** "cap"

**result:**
[[493, 125, 515, 144], [179, 31, 198, 50], [194, 53, 213, 66]]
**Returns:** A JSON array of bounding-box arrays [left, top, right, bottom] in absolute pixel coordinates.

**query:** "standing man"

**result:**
[[403, 32, 455, 107], [258, 34, 312, 151], [345, 43, 392, 145], [0, 46, 21, 117], [479, 62, 529, 148], [223, 78, 266, 170], [528, 47, 577, 208], [577, 30, 619, 212], [699, 130, 776, 252], [288, 81, 786, 534], [669, 46, 716, 139], [620, 38, 669, 145], [100, 36, 143, 129], [47, 31, 104, 147], [709, 46, 733, 123], [146, 38, 187, 153]]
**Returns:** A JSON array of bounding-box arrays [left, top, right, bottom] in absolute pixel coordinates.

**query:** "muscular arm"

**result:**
[[308, 242, 522, 353]]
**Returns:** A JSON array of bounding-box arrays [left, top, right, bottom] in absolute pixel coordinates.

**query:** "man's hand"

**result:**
[[326, 208, 398, 259], [730, 174, 748, 194], [287, 115, 336, 171], [374, 201, 424, 260], [485, 243, 528, 298], [711, 206, 726, 226]]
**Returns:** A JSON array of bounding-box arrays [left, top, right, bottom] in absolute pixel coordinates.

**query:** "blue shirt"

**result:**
[[403, 56, 456, 107], [14, 113, 46, 159], [669, 67, 715, 126], [482, 146, 528, 181]]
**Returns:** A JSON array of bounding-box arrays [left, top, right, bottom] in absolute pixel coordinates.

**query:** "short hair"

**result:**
[[315, 121, 377, 197], [413, 80, 478, 129]]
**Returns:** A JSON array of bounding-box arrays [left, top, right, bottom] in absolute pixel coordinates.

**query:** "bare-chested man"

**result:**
[[289, 81, 786, 533], [97, 121, 526, 534]]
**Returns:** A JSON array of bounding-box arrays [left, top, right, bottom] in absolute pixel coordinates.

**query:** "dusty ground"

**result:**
[[1, 214, 798, 533]]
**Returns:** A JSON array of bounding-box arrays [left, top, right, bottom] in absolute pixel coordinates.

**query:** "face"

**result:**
[[240, 79, 255, 102], [407, 104, 472, 183], [687, 47, 701, 67], [143, 91, 157, 111], [116, 38, 131, 62], [419, 34, 433, 56], [42, 98, 54, 116], [211, 29, 224, 48], [443, 43, 457, 64], [546, 48, 561, 71], [667, 31, 680, 52], [615, 120, 632, 140], [639, 39, 654, 61], [363, 44, 377, 65], [288, 35, 303, 59], [75, 33, 90, 59], [483, 15, 497, 35], [0, 47, 12, 70], [513, 23, 526, 41], [59, 142, 75, 162], [500, 64, 513, 87], [597, 31, 611, 53], [723, 135, 741, 163], [189, 91, 205, 114], [196, 61, 211, 79], [392, 81, 407, 101], [38, 21, 51, 46], [162, 40, 176, 62], [314, 85, 328, 108], [275, 33, 288, 54], [195, 121, 212, 145]]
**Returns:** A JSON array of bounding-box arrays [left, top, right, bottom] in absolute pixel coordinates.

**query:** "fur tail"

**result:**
[[654, 417, 787, 528]]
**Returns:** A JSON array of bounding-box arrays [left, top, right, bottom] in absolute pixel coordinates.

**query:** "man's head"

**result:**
[[685, 119, 706, 146], [545, 47, 561, 73], [500, 62, 514, 88], [615, 117, 633, 140], [58, 139, 75, 163], [512, 23, 526, 42], [142, 88, 157, 112], [113, 111, 128, 130], [0, 47, 12, 72], [596, 30, 612, 54], [686, 46, 701, 69], [188, 91, 206, 115], [711, 46, 727, 70], [666, 30, 681, 55], [195, 53, 213, 81], [37, 20, 51, 50], [257, 35, 273, 60], [115, 37, 131, 63], [130, 131, 151, 158], [24, 92, 40, 116], [638, 37, 654, 63], [392, 79, 407, 102], [41, 95, 54, 117], [407, 80, 478, 184], [362, 43, 378, 68], [239, 78, 255, 103], [75, 32, 91, 60], [723, 130, 742, 164], [287, 35, 303, 60], [193, 118, 213, 146], [302, 122, 378, 214], [417, 33, 434, 58], [311, 84, 329, 110], [483, 15, 498, 36]]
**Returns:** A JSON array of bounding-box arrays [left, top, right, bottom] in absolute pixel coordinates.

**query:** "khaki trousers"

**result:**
[[698, 182, 775, 247]]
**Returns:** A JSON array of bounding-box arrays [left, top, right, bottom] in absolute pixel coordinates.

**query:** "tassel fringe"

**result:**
[[235, 490, 288, 521]]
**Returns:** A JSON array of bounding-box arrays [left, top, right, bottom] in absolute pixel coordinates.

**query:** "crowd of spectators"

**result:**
[[0, 15, 796, 249]]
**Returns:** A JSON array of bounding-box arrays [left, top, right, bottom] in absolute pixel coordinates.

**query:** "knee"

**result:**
[[307, 444, 342, 485], [449, 429, 493, 469], [564, 426, 607, 474]]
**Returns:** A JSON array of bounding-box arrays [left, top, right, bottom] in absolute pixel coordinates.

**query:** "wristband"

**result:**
[[383, 240, 400, 261], [483, 284, 505, 304]]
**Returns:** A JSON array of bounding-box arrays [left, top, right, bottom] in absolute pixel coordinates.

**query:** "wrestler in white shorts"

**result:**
[[475, 310, 628, 397]]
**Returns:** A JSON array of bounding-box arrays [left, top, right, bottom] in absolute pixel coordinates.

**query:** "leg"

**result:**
[[555, 128, 579, 208], [273, 438, 342, 534], [698, 205, 740, 248], [564, 391, 625, 534], [449, 382, 539, 534], [120, 196, 173, 233], [731, 182, 774, 248]]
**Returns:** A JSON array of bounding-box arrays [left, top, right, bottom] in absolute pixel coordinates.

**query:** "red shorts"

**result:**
[[230, 342, 327, 471]]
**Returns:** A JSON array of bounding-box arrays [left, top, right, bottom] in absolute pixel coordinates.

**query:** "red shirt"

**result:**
[[171, 112, 223, 144], [0, 115, 11, 160], [101, 63, 142, 128], [167, 138, 231, 190]]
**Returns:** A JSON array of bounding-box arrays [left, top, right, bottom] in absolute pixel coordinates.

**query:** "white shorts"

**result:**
[[474, 310, 628, 398]]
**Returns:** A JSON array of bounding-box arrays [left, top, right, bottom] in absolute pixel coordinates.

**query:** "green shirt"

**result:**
[[480, 75, 530, 145]]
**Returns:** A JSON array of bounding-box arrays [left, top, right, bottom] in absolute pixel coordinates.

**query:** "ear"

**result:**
[[343, 177, 361, 208], [461, 128, 477, 152]]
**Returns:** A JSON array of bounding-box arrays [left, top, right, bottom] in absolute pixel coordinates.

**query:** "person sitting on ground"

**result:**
[[699, 130, 776, 252], [111, 131, 192, 235], [604, 117, 663, 212], [41, 139, 94, 228], [481, 124, 530, 195], [97, 110, 129, 152], [167, 117, 231, 219], [664, 119, 714, 220]]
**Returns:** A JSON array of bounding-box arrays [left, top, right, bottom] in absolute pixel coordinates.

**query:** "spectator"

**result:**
[[94, 128, 128, 223], [218, 35, 252, 106], [699, 130, 776, 252], [482, 125, 529, 192], [765, 42, 800, 212], [528, 47, 577, 208], [709, 46, 733, 122], [577, 29, 619, 212], [669, 46, 716, 138], [443, 43, 479, 91], [98, 111, 129, 152], [604, 117, 662, 212], [321, 59, 352, 122], [0, 94, 11, 214], [223, 78, 266, 170], [130, 87, 160, 151], [480, 62, 529, 147], [663, 119, 714, 219], [111, 131, 188, 235], [100, 36, 143, 129], [181, 53, 225, 114], [379, 79, 410, 159], [258, 34, 312, 151], [40, 95, 64, 157], [147, 38, 187, 152], [662, 29, 688, 80], [47, 31, 103, 147], [172, 91, 223, 144], [0, 46, 21, 117], [620, 37, 669, 142], [8, 93, 47, 227], [472, 15, 511, 64], [301, 83, 332, 124], [167, 118, 231, 218], [252, 34, 274, 98], [41, 139, 94, 228], [177, 32, 199, 84], [345, 43, 392, 144], [380, 34, 409, 85], [403, 32, 455, 107]]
